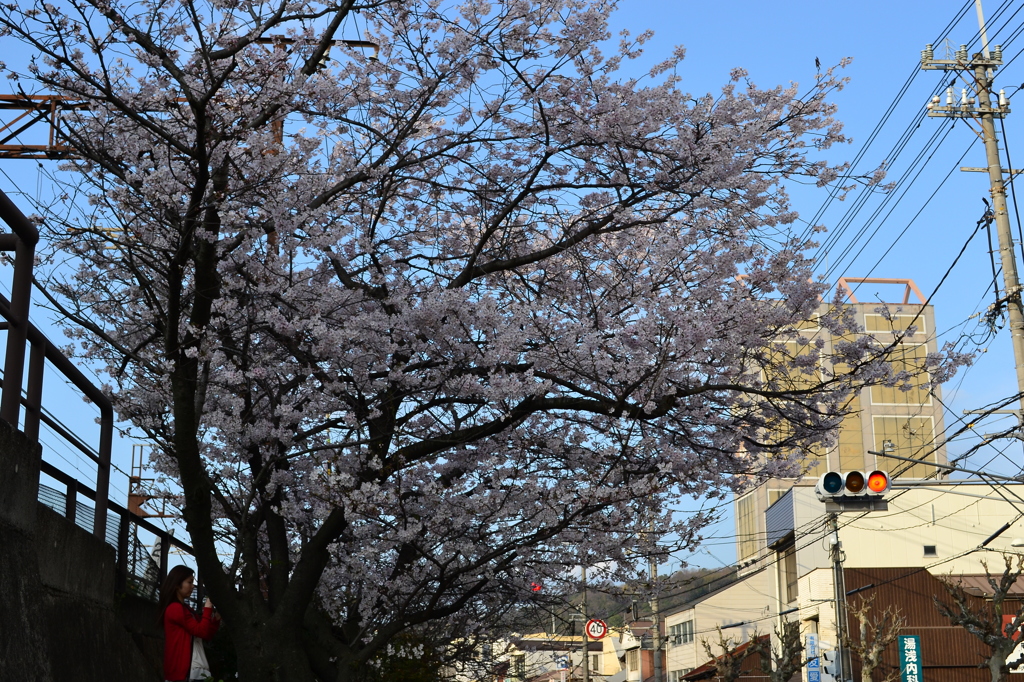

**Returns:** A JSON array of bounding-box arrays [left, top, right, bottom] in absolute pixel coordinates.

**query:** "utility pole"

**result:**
[[828, 513, 851, 682], [581, 564, 590, 682], [650, 555, 663, 682], [923, 2, 1024, 425]]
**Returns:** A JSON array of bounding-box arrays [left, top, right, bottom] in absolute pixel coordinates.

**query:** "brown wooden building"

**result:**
[[844, 566, 1023, 682]]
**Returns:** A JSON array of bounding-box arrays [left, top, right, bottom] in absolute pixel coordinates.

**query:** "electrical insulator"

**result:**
[[946, 87, 954, 105], [922, 44, 934, 62], [956, 45, 968, 61], [962, 88, 969, 106], [1000, 89, 1009, 107], [994, 45, 1003, 62]]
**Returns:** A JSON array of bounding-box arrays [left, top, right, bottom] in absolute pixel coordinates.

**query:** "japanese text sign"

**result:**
[[899, 635, 922, 682]]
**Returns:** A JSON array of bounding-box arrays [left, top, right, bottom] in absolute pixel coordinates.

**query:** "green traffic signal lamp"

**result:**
[[821, 471, 843, 495]]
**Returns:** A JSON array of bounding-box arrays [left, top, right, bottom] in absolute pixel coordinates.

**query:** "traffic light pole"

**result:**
[[828, 513, 851, 682]]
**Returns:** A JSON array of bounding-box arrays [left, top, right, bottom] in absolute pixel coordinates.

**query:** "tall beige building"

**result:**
[[734, 278, 948, 564]]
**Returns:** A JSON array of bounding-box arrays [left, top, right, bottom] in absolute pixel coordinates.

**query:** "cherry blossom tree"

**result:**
[[0, 0, 966, 680]]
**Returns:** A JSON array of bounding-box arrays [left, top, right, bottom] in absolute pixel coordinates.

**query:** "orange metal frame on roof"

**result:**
[[836, 277, 926, 306]]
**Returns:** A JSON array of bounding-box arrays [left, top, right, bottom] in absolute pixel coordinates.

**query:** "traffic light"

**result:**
[[815, 470, 890, 511], [820, 648, 839, 682], [815, 470, 890, 501]]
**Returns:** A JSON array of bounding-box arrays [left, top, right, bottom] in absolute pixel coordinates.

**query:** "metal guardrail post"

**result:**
[[94, 408, 111, 541], [116, 509, 129, 593], [23, 340, 43, 441], [0, 190, 37, 426], [65, 478, 78, 526]]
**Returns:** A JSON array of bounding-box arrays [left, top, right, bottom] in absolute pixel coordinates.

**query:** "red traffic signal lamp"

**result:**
[[867, 470, 890, 493]]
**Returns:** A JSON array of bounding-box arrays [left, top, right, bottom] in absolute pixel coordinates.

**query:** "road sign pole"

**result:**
[[581, 564, 589, 682]]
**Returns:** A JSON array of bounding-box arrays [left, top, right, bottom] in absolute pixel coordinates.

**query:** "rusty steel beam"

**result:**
[[0, 94, 86, 160]]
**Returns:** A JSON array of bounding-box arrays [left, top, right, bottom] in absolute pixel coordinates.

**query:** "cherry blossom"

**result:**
[[0, 0, 968, 679]]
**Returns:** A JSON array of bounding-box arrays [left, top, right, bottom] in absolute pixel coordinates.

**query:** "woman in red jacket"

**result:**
[[158, 565, 221, 682]]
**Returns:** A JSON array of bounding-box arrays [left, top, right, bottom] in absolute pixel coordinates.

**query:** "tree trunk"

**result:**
[[232, 618, 320, 682], [990, 655, 1006, 682]]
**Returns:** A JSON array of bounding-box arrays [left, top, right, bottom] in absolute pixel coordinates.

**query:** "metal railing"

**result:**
[[39, 459, 193, 596], [0, 187, 193, 598], [0, 187, 110, 539]]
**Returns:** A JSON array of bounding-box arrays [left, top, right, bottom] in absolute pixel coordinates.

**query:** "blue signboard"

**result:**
[[898, 635, 922, 682], [806, 633, 820, 682]]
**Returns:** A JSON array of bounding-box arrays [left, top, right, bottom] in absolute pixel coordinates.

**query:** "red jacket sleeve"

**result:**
[[165, 601, 220, 640]]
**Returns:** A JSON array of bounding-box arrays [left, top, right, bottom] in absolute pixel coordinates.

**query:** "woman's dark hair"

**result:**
[[156, 565, 195, 626]]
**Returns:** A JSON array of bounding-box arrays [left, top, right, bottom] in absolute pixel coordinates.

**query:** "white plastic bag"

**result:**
[[190, 636, 212, 680]]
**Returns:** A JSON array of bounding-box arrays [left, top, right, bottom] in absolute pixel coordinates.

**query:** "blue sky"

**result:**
[[2, 0, 1023, 572], [604, 0, 1024, 571]]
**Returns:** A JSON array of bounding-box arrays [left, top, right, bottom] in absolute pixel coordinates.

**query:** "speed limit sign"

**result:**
[[585, 618, 608, 640]]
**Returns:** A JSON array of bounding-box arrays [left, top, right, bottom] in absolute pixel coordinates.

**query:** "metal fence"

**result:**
[[0, 188, 195, 601], [39, 458, 194, 599]]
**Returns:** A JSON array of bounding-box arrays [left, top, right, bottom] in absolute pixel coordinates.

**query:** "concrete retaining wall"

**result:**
[[0, 420, 161, 681]]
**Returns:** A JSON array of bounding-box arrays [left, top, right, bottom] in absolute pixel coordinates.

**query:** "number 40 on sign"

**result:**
[[585, 619, 608, 640]]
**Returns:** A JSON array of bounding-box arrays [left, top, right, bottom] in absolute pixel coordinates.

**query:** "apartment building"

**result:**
[[661, 280, 1024, 681], [664, 482, 1024, 681], [736, 278, 949, 567]]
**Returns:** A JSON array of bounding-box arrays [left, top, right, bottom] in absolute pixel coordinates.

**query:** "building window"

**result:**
[[777, 539, 798, 604], [669, 620, 694, 645], [591, 654, 601, 671], [736, 493, 758, 560], [924, 545, 937, 557], [868, 343, 931, 406], [670, 669, 693, 682], [512, 654, 525, 679], [864, 314, 928, 336], [627, 649, 640, 671], [872, 415, 936, 478]]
